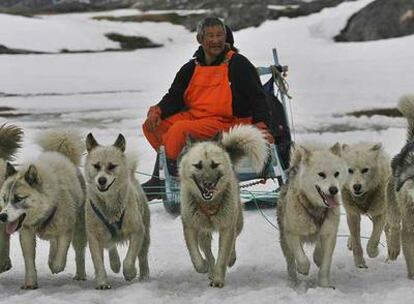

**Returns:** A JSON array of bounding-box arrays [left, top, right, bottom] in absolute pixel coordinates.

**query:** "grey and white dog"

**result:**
[[0, 130, 86, 289], [342, 143, 390, 268], [386, 94, 414, 280], [0, 124, 23, 274], [84, 133, 150, 289], [179, 125, 268, 288], [277, 143, 347, 288]]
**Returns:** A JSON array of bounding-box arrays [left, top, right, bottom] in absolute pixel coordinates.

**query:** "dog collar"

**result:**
[[90, 200, 125, 238]]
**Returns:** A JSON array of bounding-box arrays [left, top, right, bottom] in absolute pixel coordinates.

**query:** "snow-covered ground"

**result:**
[[1, 0, 414, 302]]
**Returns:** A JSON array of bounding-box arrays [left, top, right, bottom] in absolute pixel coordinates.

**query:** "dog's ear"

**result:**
[[24, 165, 41, 187], [330, 142, 342, 157], [86, 133, 99, 152], [113, 134, 126, 152], [290, 145, 311, 168], [5, 162, 17, 179]]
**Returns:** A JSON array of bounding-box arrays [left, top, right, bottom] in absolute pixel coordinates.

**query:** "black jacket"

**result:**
[[157, 47, 271, 126]]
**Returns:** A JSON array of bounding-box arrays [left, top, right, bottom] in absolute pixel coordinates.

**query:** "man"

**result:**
[[142, 17, 272, 200]]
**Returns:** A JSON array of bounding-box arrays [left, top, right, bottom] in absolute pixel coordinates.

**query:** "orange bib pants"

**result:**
[[143, 51, 251, 160]]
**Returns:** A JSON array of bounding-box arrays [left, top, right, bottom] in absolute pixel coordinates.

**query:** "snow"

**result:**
[[1, 0, 414, 302]]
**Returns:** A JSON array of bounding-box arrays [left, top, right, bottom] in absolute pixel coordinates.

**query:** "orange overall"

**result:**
[[143, 50, 251, 160]]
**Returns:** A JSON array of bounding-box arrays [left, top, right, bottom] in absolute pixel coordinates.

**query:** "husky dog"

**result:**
[[0, 124, 23, 274], [84, 133, 150, 289], [341, 143, 390, 268], [179, 125, 268, 288], [386, 94, 414, 279], [0, 130, 86, 289], [277, 143, 346, 288]]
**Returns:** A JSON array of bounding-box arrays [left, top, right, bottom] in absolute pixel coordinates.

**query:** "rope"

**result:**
[[270, 65, 297, 142], [242, 189, 279, 231], [271, 66, 291, 99]]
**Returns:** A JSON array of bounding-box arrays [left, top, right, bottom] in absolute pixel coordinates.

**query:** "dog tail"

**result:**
[[35, 130, 83, 166], [398, 94, 414, 142], [0, 124, 23, 161], [126, 153, 139, 179], [221, 124, 269, 173]]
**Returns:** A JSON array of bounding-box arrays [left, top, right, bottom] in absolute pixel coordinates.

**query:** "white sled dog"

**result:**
[[341, 143, 390, 268], [386, 94, 414, 279], [0, 130, 86, 289], [277, 143, 346, 288], [179, 125, 268, 288], [0, 124, 23, 274], [84, 133, 150, 289]]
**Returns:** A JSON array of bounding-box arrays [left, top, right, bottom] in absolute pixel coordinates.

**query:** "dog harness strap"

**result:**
[[90, 200, 124, 238], [303, 204, 328, 228], [115, 209, 126, 231], [36, 206, 57, 231], [184, 50, 235, 119], [198, 203, 221, 218]]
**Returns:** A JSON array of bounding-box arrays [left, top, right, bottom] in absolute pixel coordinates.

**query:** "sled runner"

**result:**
[[157, 48, 293, 215]]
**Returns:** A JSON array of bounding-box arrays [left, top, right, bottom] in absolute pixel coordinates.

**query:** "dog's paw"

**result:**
[[139, 267, 150, 281], [73, 274, 87, 281], [387, 246, 401, 261], [209, 278, 225, 288], [354, 258, 368, 269], [109, 250, 121, 273], [318, 276, 334, 288], [96, 283, 111, 290], [123, 266, 137, 281], [21, 284, 38, 290], [347, 237, 353, 251], [0, 258, 12, 273], [297, 259, 310, 276], [367, 242, 379, 258], [50, 261, 66, 274], [139, 272, 149, 281], [194, 259, 209, 273], [318, 283, 336, 289]]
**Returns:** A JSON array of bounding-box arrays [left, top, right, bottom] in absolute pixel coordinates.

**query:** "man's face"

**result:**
[[198, 25, 226, 59]]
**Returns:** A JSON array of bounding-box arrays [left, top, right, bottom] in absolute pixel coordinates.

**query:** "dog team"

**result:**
[[1, 95, 414, 290]]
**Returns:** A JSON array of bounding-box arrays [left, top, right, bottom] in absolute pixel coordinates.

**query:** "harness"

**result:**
[[90, 200, 125, 238], [35, 206, 57, 232], [300, 195, 329, 228], [197, 202, 221, 218]]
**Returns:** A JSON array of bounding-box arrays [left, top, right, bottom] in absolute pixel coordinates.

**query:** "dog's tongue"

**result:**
[[326, 195, 339, 208], [6, 220, 19, 234]]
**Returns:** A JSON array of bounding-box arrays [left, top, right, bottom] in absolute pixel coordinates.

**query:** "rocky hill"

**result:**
[[0, 0, 356, 31], [335, 0, 414, 42]]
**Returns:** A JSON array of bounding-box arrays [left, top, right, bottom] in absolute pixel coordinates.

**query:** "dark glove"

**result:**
[[144, 106, 162, 132], [254, 122, 275, 144]]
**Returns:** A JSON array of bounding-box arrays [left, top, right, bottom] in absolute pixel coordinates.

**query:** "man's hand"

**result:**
[[144, 106, 162, 132], [254, 122, 275, 144]]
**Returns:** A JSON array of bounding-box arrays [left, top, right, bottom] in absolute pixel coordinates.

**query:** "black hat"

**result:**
[[225, 25, 234, 46]]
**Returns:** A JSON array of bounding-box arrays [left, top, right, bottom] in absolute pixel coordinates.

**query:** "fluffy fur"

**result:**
[[179, 125, 268, 288], [0, 130, 86, 289], [386, 94, 414, 280], [84, 133, 150, 289], [277, 143, 347, 288], [0, 124, 23, 274], [341, 143, 391, 268]]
